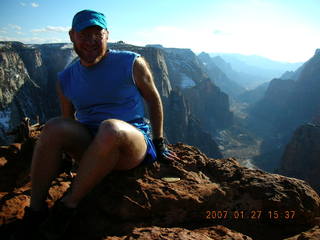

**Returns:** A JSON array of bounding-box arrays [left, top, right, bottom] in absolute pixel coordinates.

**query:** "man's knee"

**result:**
[[41, 117, 76, 139], [98, 119, 126, 143], [43, 117, 65, 131]]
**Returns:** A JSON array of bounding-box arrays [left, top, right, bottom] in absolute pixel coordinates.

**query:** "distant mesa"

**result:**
[[145, 44, 164, 48]]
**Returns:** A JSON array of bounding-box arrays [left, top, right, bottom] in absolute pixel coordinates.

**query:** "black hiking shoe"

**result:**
[[10, 206, 49, 240], [39, 200, 77, 240]]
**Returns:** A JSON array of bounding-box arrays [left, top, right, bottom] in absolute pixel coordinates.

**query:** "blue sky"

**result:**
[[0, 0, 319, 63]]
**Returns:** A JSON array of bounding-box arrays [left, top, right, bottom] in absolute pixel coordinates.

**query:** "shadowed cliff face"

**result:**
[[164, 90, 222, 158], [0, 41, 230, 157], [0, 42, 29, 108], [249, 78, 296, 138], [250, 49, 320, 136], [248, 49, 320, 171], [0, 42, 78, 144], [0, 42, 43, 143], [280, 124, 320, 193], [184, 79, 233, 133], [198, 52, 246, 98]]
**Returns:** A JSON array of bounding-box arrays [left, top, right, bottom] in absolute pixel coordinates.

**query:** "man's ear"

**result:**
[[69, 29, 75, 42], [105, 30, 109, 40]]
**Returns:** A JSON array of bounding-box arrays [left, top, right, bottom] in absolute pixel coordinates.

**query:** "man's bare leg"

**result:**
[[61, 119, 147, 208], [30, 117, 93, 211]]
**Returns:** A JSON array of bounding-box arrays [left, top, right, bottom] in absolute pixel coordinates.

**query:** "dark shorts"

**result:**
[[85, 118, 157, 166]]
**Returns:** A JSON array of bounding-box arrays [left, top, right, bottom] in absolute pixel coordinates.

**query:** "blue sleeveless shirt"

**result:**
[[58, 50, 145, 128]]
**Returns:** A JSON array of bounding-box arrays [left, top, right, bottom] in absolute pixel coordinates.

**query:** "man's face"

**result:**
[[70, 26, 108, 67]]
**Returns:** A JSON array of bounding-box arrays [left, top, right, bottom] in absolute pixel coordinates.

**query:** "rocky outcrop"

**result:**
[[105, 225, 253, 240], [284, 226, 320, 240], [0, 133, 319, 240], [279, 124, 320, 193]]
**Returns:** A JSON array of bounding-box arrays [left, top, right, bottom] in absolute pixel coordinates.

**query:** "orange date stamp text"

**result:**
[[205, 210, 296, 220]]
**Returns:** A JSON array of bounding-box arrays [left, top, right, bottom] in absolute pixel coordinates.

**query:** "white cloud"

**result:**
[[212, 29, 230, 35], [20, 2, 39, 8], [31, 26, 69, 33], [8, 24, 22, 31], [0, 36, 11, 41], [31, 2, 39, 8], [0, 35, 69, 44]]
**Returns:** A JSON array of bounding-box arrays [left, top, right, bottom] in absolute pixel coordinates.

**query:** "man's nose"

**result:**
[[84, 36, 98, 45]]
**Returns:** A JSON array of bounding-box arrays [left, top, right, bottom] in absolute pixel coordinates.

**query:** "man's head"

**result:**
[[69, 10, 109, 67], [72, 10, 107, 32]]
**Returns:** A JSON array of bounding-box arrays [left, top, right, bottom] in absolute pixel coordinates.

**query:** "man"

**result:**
[[14, 9, 176, 239]]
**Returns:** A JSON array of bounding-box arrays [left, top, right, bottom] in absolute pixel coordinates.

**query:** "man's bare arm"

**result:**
[[56, 80, 75, 119], [134, 57, 163, 139], [134, 57, 179, 161]]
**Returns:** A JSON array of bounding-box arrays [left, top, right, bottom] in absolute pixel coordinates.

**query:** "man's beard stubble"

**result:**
[[73, 43, 107, 66]]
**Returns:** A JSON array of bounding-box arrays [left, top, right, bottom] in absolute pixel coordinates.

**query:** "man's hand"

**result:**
[[153, 137, 179, 163]]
